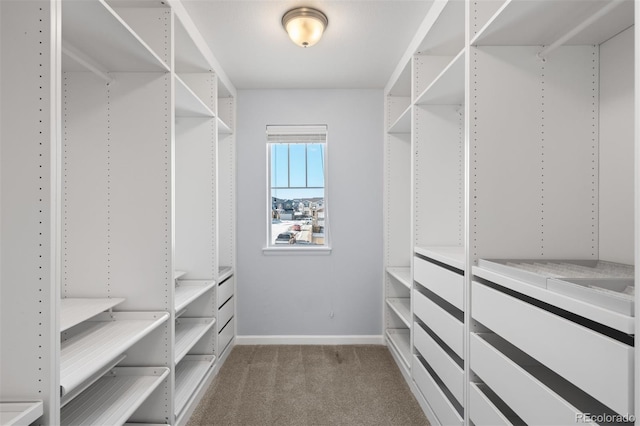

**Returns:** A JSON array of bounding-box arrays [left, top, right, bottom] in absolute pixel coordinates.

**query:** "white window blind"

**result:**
[[266, 125, 328, 143]]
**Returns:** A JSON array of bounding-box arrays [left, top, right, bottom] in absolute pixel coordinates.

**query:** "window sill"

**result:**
[[263, 246, 332, 256]]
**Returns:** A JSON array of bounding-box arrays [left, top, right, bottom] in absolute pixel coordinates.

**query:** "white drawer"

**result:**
[[414, 256, 464, 310], [412, 355, 463, 426], [414, 323, 463, 405], [469, 383, 513, 426], [413, 289, 464, 358], [471, 333, 597, 425], [218, 276, 234, 308], [472, 281, 634, 415], [218, 296, 234, 329], [218, 317, 234, 355]]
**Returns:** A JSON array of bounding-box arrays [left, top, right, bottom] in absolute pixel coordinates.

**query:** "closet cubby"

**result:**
[[61, 0, 174, 421], [0, 402, 44, 426], [216, 77, 236, 359], [1, 0, 236, 424], [387, 61, 412, 134], [384, 60, 413, 375]]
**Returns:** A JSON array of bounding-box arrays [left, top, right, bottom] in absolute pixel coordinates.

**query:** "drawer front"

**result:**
[[414, 256, 464, 310], [412, 355, 463, 426], [413, 289, 464, 358], [472, 281, 633, 415], [471, 333, 594, 425], [469, 383, 513, 426], [218, 296, 234, 329], [218, 317, 234, 355], [414, 324, 464, 404], [218, 276, 234, 308]]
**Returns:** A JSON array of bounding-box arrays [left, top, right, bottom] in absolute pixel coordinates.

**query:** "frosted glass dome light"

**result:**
[[282, 7, 328, 48]]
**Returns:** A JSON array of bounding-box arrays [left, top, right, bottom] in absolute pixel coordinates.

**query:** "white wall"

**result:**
[[236, 89, 384, 337]]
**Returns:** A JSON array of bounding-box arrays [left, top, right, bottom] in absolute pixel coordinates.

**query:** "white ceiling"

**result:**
[[181, 0, 433, 90]]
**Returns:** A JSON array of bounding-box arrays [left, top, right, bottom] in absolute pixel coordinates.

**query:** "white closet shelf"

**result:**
[[0, 401, 43, 426], [218, 266, 233, 282], [388, 105, 412, 134], [217, 117, 233, 135], [62, 0, 169, 72], [414, 50, 465, 106], [60, 297, 125, 331], [387, 60, 411, 97], [415, 246, 465, 270], [175, 75, 215, 118], [60, 311, 169, 396], [174, 14, 211, 73], [175, 355, 215, 418], [175, 280, 216, 312], [471, 0, 634, 46], [175, 318, 217, 364], [415, 0, 465, 55], [60, 367, 169, 426], [387, 298, 411, 328], [387, 267, 411, 289], [174, 270, 187, 281], [386, 329, 411, 368], [473, 266, 635, 334]]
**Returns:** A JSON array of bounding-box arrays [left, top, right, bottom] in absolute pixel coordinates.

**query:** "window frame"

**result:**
[[264, 125, 330, 254]]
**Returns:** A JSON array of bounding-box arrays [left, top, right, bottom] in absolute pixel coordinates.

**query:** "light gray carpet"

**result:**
[[187, 345, 429, 426]]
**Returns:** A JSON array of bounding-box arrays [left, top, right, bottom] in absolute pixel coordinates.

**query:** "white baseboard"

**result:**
[[235, 335, 385, 345]]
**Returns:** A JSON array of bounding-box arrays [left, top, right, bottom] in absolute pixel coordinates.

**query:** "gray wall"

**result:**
[[236, 89, 384, 336]]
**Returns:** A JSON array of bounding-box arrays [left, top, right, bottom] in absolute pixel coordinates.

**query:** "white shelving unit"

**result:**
[[414, 50, 464, 106], [175, 318, 217, 364], [61, 367, 169, 425], [60, 312, 169, 396], [384, 53, 413, 377], [386, 267, 411, 290], [1, 1, 236, 424], [0, 402, 43, 426], [175, 355, 215, 423], [175, 280, 216, 313], [60, 298, 125, 331], [384, 0, 637, 424], [175, 75, 215, 118], [386, 329, 411, 368], [386, 298, 412, 329]]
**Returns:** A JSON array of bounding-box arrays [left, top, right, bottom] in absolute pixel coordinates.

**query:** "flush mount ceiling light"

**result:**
[[282, 7, 328, 48]]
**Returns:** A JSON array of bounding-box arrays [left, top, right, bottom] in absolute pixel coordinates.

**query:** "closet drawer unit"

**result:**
[[413, 289, 464, 358], [218, 318, 234, 354], [414, 256, 463, 310], [218, 277, 233, 308], [471, 333, 593, 425], [218, 296, 234, 329], [412, 355, 463, 426], [414, 323, 464, 404], [472, 281, 633, 415], [469, 383, 513, 426]]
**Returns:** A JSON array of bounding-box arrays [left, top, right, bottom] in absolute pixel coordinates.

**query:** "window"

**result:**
[[267, 125, 328, 248]]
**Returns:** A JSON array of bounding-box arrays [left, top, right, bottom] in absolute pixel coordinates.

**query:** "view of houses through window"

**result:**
[[268, 126, 327, 247]]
